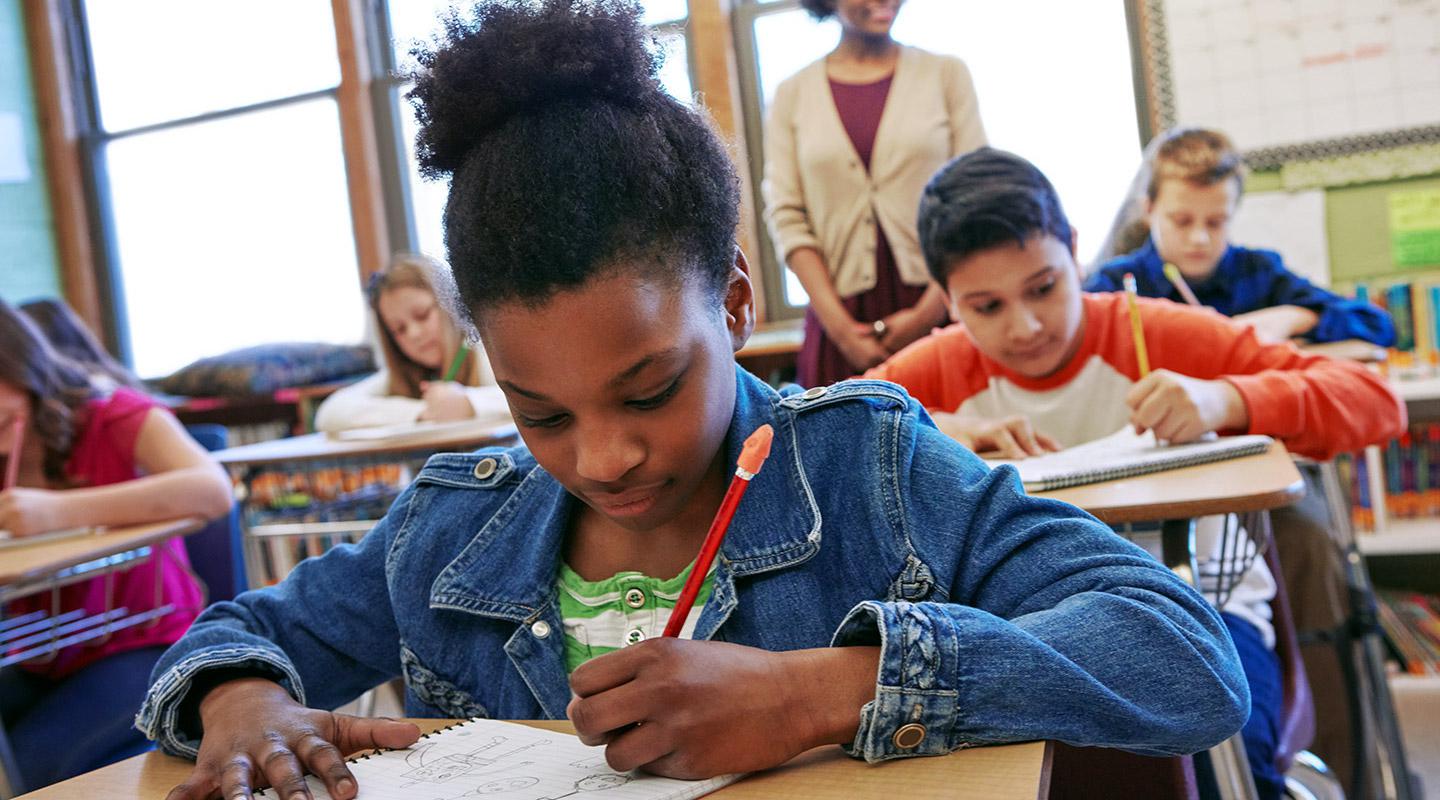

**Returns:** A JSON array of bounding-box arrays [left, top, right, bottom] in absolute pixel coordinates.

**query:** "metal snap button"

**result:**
[[530, 620, 551, 639], [892, 723, 927, 750], [801, 386, 827, 400], [624, 588, 646, 608], [625, 628, 645, 646], [473, 457, 498, 480]]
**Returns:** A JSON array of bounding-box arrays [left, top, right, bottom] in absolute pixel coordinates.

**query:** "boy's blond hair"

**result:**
[[1145, 128, 1246, 200]]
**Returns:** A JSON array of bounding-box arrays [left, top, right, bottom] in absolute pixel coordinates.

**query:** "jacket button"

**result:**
[[892, 723, 926, 749], [473, 458, 498, 480], [530, 620, 551, 638], [624, 588, 646, 608], [801, 386, 827, 400], [625, 628, 646, 645]]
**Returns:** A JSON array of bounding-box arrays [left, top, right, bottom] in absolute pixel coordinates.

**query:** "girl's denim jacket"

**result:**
[[140, 369, 1248, 762]]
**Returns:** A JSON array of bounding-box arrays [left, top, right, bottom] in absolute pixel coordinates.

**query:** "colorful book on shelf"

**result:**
[[985, 427, 1273, 492], [257, 718, 740, 800], [1377, 591, 1440, 676]]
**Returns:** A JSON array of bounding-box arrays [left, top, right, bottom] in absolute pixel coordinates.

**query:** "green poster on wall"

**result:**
[[1390, 189, 1440, 268]]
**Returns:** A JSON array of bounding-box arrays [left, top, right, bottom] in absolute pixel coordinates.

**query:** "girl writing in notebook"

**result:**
[[142, 4, 1247, 799], [0, 299, 233, 792], [313, 252, 509, 432]]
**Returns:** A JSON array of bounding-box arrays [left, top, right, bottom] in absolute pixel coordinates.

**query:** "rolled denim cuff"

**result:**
[[135, 646, 306, 758], [832, 600, 967, 762]]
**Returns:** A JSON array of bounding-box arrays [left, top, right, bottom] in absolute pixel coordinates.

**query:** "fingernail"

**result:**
[[290, 791, 310, 800], [337, 778, 355, 796]]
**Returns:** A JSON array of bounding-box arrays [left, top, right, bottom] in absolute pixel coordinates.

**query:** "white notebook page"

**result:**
[[260, 718, 739, 800]]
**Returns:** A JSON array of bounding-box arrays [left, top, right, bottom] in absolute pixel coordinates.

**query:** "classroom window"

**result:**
[[736, 0, 1145, 317], [375, 1, 697, 265], [67, 0, 365, 379]]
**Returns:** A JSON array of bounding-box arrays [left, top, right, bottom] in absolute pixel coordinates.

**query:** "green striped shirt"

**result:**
[[556, 561, 714, 674]]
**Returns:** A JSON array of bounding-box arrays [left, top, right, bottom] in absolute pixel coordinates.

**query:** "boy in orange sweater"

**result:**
[[867, 148, 1404, 799]]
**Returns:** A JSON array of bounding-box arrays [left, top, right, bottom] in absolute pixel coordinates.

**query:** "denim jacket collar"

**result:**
[[426, 367, 823, 638]]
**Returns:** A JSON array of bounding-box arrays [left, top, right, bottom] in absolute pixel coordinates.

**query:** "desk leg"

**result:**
[[1159, 518, 1199, 587], [0, 719, 18, 799], [1162, 518, 1258, 800]]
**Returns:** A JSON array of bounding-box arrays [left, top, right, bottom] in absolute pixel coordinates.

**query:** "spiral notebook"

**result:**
[[258, 718, 740, 800], [986, 427, 1274, 492]]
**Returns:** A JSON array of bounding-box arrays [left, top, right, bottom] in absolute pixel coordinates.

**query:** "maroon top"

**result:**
[[796, 76, 924, 388], [828, 75, 893, 169]]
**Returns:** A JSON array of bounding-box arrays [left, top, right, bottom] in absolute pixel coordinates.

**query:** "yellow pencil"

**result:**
[[1123, 272, 1151, 376], [1162, 263, 1202, 307]]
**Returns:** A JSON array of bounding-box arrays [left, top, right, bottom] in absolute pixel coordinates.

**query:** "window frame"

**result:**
[[56, 0, 353, 367], [364, 2, 699, 263]]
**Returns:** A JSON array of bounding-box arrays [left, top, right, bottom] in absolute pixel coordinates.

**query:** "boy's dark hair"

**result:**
[[408, 0, 740, 318], [799, 0, 836, 20], [917, 147, 1073, 284]]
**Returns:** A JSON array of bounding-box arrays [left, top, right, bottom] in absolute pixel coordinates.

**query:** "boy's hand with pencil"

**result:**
[[1125, 369, 1249, 443]]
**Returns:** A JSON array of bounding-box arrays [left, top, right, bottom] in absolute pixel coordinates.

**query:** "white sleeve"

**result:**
[[465, 384, 513, 425], [312, 372, 424, 433]]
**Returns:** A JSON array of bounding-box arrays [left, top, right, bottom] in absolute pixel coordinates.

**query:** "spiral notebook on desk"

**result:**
[[986, 428, 1274, 492], [258, 718, 740, 799]]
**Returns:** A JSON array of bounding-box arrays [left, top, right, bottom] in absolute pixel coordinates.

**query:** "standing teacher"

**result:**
[[762, 0, 986, 386]]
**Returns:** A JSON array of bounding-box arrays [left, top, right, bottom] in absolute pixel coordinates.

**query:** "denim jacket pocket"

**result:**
[[400, 644, 490, 719]]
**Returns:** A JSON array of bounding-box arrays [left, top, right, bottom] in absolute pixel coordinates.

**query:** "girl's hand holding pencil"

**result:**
[[0, 487, 73, 538], [417, 380, 477, 422]]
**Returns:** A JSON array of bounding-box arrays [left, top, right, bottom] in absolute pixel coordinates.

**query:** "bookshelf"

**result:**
[[1357, 520, 1440, 557]]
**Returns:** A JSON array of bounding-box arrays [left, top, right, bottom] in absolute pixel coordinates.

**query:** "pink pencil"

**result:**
[[3, 415, 24, 490]]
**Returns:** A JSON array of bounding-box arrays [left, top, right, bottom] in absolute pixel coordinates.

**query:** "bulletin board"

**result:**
[[1137, 0, 1440, 170]]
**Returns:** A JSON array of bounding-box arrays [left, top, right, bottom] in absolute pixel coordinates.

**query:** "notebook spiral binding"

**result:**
[[259, 718, 480, 797], [348, 717, 478, 763], [1029, 437, 1271, 491]]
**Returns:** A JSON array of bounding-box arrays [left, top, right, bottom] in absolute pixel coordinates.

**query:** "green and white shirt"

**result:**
[[556, 561, 714, 674]]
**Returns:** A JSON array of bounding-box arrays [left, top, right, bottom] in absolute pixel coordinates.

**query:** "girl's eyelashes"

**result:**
[[626, 377, 683, 410], [514, 375, 685, 427], [517, 412, 568, 429]]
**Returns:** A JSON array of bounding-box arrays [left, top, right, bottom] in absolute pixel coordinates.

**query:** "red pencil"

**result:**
[[3, 415, 23, 491], [662, 423, 775, 638]]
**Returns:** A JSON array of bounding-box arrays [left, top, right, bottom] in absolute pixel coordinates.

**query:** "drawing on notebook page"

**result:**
[[401, 735, 549, 785], [259, 718, 740, 800]]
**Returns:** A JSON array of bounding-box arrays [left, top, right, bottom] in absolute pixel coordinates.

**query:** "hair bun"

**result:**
[[409, 0, 662, 178]]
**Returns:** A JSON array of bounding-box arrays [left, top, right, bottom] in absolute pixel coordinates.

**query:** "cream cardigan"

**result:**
[[762, 46, 986, 298]]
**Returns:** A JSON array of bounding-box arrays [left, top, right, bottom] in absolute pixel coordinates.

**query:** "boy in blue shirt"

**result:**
[[1087, 128, 1395, 346]]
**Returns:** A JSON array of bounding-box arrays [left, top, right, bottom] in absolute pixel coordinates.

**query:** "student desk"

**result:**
[[15, 720, 1052, 800], [0, 518, 205, 799], [214, 422, 519, 589], [1037, 441, 1303, 800]]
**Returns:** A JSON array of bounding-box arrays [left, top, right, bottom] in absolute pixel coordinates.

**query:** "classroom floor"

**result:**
[[1392, 676, 1439, 798]]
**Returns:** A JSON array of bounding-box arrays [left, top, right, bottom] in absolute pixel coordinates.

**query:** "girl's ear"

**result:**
[[724, 249, 757, 353]]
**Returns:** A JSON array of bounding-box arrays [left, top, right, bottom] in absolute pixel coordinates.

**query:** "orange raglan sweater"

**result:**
[[868, 293, 1406, 461]]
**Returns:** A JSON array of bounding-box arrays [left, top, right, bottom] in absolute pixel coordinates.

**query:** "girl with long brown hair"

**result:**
[[0, 298, 232, 791], [313, 253, 509, 432]]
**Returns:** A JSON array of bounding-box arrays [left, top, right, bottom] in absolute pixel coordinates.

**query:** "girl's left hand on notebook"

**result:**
[[418, 381, 476, 422], [1126, 370, 1249, 443], [567, 639, 879, 779], [0, 487, 70, 537]]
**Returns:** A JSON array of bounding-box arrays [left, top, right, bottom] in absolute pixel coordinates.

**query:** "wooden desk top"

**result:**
[[1036, 440, 1304, 524], [20, 720, 1051, 800], [214, 420, 518, 467], [736, 320, 802, 360], [0, 518, 204, 589]]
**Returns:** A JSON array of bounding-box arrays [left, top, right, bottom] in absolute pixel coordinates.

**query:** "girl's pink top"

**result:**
[[13, 387, 206, 678]]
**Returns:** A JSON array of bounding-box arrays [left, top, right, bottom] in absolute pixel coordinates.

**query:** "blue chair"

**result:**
[[182, 424, 246, 602]]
